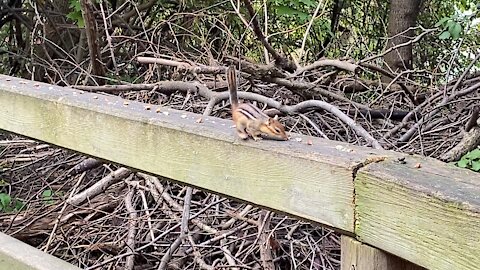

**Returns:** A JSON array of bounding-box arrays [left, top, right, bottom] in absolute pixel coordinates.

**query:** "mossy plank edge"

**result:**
[[355, 158, 480, 270], [0, 75, 391, 232], [0, 233, 81, 270]]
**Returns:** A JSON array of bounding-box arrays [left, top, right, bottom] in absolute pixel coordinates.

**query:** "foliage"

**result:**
[[42, 189, 62, 205], [0, 193, 24, 213], [66, 0, 84, 28], [457, 148, 480, 172], [416, 0, 479, 73], [436, 16, 463, 40], [0, 0, 478, 84]]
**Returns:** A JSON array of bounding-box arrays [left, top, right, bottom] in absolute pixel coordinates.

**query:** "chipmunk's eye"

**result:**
[[274, 127, 281, 133]]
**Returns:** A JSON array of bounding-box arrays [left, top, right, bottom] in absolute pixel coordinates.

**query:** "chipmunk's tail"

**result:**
[[227, 66, 238, 110]]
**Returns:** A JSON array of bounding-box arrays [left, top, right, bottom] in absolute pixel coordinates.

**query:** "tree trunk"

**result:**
[[383, 0, 421, 82]]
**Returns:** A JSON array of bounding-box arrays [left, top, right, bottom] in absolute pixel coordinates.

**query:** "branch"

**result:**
[[398, 81, 480, 144], [359, 27, 436, 64], [67, 167, 131, 206], [241, 0, 296, 72], [158, 187, 193, 270], [80, 0, 105, 85], [296, 59, 357, 74], [124, 188, 138, 270], [439, 127, 480, 162], [137, 56, 226, 74]]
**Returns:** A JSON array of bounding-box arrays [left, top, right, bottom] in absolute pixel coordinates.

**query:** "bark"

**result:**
[[80, 0, 106, 85], [383, 0, 421, 81]]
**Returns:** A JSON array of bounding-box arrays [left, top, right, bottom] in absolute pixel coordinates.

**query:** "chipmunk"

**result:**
[[226, 66, 288, 141]]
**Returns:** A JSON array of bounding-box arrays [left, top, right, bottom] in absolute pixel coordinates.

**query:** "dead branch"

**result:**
[[465, 107, 480, 132], [80, 0, 105, 85], [70, 157, 102, 176], [241, 0, 296, 72], [258, 211, 275, 270], [67, 167, 131, 206], [398, 81, 480, 144], [137, 57, 226, 74], [124, 188, 138, 270], [158, 187, 193, 270], [439, 126, 480, 162], [296, 59, 357, 74]]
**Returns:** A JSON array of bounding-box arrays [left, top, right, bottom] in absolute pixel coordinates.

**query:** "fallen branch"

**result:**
[[124, 188, 138, 270], [67, 167, 131, 206], [296, 59, 357, 74]]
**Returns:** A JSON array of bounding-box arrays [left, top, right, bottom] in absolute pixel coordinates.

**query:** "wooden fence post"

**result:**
[[341, 236, 425, 270]]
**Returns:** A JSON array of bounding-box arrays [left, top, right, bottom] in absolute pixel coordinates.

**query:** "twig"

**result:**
[[298, 1, 326, 63], [220, 238, 239, 270], [258, 210, 274, 270], [158, 187, 193, 270], [124, 188, 138, 270], [137, 56, 225, 74], [398, 81, 480, 143], [299, 114, 329, 139], [241, 0, 296, 71], [449, 53, 480, 94], [296, 59, 357, 74], [221, 204, 253, 229], [359, 27, 436, 64], [67, 167, 131, 206], [43, 172, 86, 252], [139, 190, 155, 247]]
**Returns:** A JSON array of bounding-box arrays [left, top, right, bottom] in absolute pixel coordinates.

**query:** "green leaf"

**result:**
[[449, 23, 462, 40], [465, 149, 480, 159], [67, 11, 85, 28], [435, 17, 450, 27], [42, 189, 53, 198], [275, 5, 298, 16], [14, 200, 24, 211], [446, 20, 456, 29], [457, 158, 469, 168], [296, 11, 310, 21], [439, 31, 451, 40], [471, 161, 480, 171], [69, 0, 81, 11], [0, 193, 11, 208]]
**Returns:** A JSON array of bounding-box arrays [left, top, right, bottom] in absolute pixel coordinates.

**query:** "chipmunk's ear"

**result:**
[[273, 115, 279, 120]]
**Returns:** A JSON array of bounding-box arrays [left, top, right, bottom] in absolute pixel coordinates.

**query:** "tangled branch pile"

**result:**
[[0, 0, 479, 269]]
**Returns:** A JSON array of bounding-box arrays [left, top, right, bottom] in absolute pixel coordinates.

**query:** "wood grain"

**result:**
[[0, 75, 377, 232], [2, 74, 478, 270], [356, 156, 480, 270], [341, 235, 425, 270]]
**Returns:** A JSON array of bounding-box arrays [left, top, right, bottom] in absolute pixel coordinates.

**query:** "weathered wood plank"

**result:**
[[3, 74, 479, 270], [0, 75, 382, 232], [341, 235, 425, 270], [356, 156, 480, 270], [0, 233, 81, 270]]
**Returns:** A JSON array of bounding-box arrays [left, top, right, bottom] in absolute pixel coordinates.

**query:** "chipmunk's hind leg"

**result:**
[[235, 123, 249, 139]]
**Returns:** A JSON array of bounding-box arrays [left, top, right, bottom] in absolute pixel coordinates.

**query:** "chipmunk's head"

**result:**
[[261, 115, 288, 140]]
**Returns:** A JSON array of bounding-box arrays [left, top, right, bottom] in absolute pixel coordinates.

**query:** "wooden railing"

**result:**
[[0, 74, 478, 270]]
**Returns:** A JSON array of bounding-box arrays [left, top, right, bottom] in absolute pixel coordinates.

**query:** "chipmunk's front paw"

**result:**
[[252, 136, 263, 141]]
